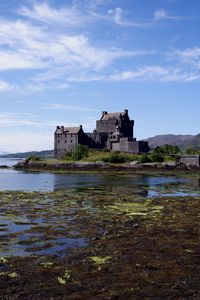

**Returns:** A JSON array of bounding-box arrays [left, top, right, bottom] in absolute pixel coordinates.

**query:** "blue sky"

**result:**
[[0, 0, 200, 152]]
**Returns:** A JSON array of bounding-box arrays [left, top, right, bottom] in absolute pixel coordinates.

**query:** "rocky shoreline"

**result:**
[[13, 158, 200, 172]]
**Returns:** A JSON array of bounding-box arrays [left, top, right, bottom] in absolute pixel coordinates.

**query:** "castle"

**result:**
[[54, 109, 149, 159]]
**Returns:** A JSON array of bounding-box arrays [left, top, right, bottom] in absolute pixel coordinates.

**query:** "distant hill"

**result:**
[[0, 150, 54, 158], [1, 134, 200, 157], [145, 134, 200, 150]]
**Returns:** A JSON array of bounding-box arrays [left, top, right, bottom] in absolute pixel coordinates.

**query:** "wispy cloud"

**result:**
[[154, 9, 181, 21], [0, 1, 197, 93], [18, 2, 87, 26], [0, 80, 13, 92], [0, 7, 151, 91], [174, 47, 200, 62], [109, 66, 200, 82], [45, 103, 96, 112], [0, 132, 53, 152], [19, 2, 149, 28], [0, 112, 85, 128], [108, 7, 149, 27]]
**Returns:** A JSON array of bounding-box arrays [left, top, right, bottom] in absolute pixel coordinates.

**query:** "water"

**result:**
[[0, 158, 200, 258], [0, 157, 22, 167], [0, 158, 199, 197]]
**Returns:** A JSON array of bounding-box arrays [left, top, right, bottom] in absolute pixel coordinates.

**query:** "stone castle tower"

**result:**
[[54, 109, 149, 159]]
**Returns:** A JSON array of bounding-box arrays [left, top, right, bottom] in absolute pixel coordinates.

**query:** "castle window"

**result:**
[[58, 140, 60, 143], [65, 140, 67, 143], [65, 134, 67, 137], [71, 140, 72, 143]]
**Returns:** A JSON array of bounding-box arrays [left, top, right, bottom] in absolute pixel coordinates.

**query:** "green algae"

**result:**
[[90, 256, 112, 265], [57, 270, 71, 285], [0, 257, 8, 264], [0, 272, 17, 278], [106, 201, 163, 217], [40, 262, 54, 268], [8, 272, 17, 278], [0, 176, 200, 298]]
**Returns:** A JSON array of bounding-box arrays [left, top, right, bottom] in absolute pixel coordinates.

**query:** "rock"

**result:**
[[95, 161, 108, 166], [129, 161, 139, 166], [0, 165, 8, 168]]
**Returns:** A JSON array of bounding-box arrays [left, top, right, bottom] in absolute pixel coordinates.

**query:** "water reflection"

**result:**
[[0, 168, 199, 197]]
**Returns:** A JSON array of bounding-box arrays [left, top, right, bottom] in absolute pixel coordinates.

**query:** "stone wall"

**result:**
[[55, 133, 79, 159], [110, 138, 149, 154], [96, 120, 117, 134], [181, 155, 200, 167]]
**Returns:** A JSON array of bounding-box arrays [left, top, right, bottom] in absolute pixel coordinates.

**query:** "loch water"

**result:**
[[0, 158, 199, 197]]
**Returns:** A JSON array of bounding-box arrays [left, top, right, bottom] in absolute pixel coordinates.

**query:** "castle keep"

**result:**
[[54, 109, 149, 159]]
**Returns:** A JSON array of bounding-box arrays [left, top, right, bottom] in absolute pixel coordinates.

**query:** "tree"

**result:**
[[153, 144, 180, 155], [71, 145, 89, 161]]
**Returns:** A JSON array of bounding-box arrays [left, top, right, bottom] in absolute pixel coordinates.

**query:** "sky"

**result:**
[[0, 0, 200, 152]]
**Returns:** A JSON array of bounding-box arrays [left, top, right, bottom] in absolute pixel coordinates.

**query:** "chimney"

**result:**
[[102, 111, 107, 116], [80, 125, 83, 130], [124, 109, 128, 114], [56, 126, 60, 130], [61, 126, 64, 134]]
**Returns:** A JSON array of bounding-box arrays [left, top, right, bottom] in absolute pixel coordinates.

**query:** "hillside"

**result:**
[[146, 134, 200, 150], [0, 150, 54, 158]]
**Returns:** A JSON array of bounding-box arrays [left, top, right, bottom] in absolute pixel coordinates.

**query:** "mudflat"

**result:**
[[0, 180, 200, 299]]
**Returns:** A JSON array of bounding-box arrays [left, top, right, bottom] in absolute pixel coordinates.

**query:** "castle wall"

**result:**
[[96, 120, 117, 133], [55, 132, 79, 159], [54, 110, 149, 159], [181, 155, 200, 166], [110, 138, 149, 154], [96, 117, 134, 138]]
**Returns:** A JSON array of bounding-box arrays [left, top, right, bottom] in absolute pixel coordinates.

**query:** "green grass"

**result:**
[[81, 149, 140, 163], [33, 149, 178, 164]]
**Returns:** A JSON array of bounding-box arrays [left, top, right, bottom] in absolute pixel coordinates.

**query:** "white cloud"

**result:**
[[0, 13, 150, 90], [108, 7, 149, 27], [172, 47, 200, 71], [154, 9, 180, 21], [177, 48, 200, 58], [18, 2, 87, 26], [0, 51, 43, 71], [19, 2, 148, 29], [0, 80, 13, 92], [45, 103, 96, 112], [109, 66, 200, 82], [0, 132, 53, 152], [108, 7, 123, 24]]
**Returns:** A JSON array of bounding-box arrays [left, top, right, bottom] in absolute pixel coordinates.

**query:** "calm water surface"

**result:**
[[0, 158, 199, 258], [0, 158, 199, 197]]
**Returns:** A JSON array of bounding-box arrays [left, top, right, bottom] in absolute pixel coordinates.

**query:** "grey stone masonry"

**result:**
[[181, 155, 200, 167], [54, 109, 149, 158], [54, 125, 91, 159]]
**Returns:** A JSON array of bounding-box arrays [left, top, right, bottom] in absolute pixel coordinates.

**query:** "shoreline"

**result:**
[[13, 159, 200, 174]]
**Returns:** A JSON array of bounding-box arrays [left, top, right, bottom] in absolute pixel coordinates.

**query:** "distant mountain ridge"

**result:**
[[0, 150, 54, 158], [145, 134, 200, 150], [1, 133, 200, 157]]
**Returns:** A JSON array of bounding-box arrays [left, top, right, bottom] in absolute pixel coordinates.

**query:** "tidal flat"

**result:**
[[0, 176, 200, 299]]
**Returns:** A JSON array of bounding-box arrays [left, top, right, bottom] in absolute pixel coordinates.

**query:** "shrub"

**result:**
[[28, 155, 41, 161], [151, 154, 164, 163], [139, 154, 151, 163], [63, 153, 72, 161], [185, 148, 199, 155], [153, 144, 180, 155], [71, 145, 89, 161], [103, 152, 126, 163], [103, 148, 110, 153]]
